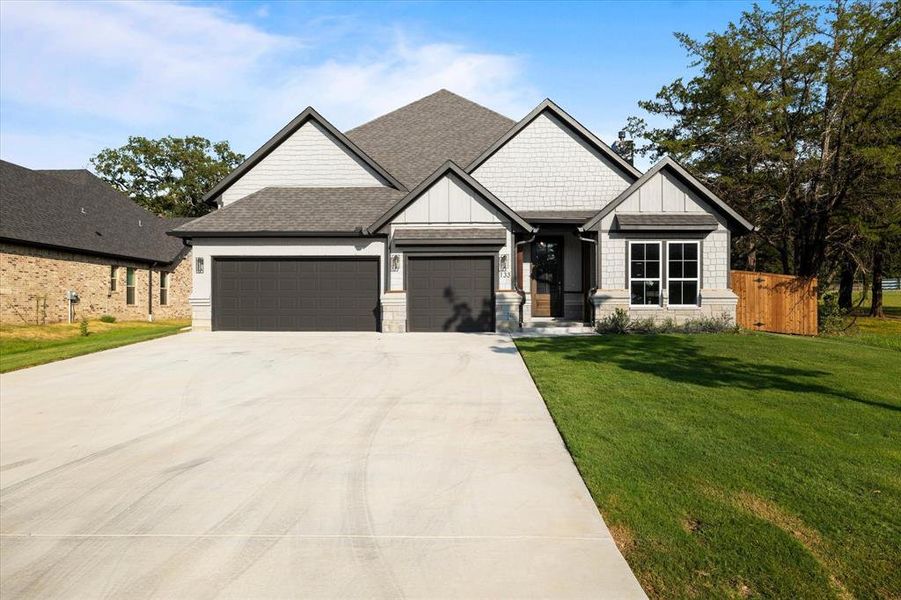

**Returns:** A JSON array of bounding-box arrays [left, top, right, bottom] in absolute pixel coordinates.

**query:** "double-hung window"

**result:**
[[110, 266, 118, 292], [629, 242, 661, 306], [126, 267, 136, 305], [667, 242, 699, 306], [159, 272, 169, 306]]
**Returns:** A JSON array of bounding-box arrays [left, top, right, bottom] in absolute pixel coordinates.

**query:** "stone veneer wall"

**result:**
[[0, 242, 192, 325]]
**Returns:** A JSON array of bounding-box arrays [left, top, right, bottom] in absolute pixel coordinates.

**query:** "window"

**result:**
[[629, 242, 661, 306], [668, 242, 700, 305], [159, 272, 169, 306], [126, 267, 136, 305], [110, 266, 118, 292]]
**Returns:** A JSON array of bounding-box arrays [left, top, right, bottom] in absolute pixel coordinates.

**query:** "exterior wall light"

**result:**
[[391, 254, 401, 272], [499, 253, 509, 278], [195, 257, 204, 274]]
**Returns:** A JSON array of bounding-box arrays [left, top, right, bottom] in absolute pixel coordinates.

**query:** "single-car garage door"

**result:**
[[407, 256, 495, 332], [212, 258, 379, 331]]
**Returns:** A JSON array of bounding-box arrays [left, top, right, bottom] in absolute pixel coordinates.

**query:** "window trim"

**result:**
[[159, 271, 169, 306], [627, 240, 663, 308], [110, 266, 118, 292], [126, 267, 136, 305], [666, 241, 701, 307]]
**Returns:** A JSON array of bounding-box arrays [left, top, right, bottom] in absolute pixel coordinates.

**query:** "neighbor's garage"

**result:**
[[407, 256, 495, 332], [212, 258, 379, 331]]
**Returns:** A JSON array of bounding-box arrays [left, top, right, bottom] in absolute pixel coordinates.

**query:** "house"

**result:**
[[0, 160, 193, 325], [171, 90, 753, 333]]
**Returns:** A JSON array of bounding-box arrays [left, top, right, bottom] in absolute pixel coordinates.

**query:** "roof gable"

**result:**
[[366, 161, 534, 233], [466, 99, 642, 181], [204, 107, 405, 203], [345, 90, 516, 189], [580, 156, 754, 233]]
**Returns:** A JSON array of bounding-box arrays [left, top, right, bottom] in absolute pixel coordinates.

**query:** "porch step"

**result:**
[[515, 320, 595, 336]]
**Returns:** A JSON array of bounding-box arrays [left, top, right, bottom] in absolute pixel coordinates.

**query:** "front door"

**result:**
[[531, 237, 564, 317]]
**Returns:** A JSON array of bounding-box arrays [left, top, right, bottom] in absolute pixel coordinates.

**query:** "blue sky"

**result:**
[[0, 1, 758, 171]]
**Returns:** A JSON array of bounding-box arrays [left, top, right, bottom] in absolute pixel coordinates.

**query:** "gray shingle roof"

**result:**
[[614, 213, 719, 231], [171, 187, 405, 236], [393, 227, 507, 243], [346, 90, 515, 189], [0, 160, 190, 263]]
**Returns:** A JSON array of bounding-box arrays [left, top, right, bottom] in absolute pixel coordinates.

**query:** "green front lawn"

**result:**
[[0, 319, 189, 373], [516, 332, 900, 599]]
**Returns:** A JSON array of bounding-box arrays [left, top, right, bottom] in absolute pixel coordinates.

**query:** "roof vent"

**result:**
[[138, 219, 142, 227], [81, 207, 86, 214]]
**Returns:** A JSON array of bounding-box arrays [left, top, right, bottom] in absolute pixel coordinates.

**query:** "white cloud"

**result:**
[[0, 1, 535, 168]]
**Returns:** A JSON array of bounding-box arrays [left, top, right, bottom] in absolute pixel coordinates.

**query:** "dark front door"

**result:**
[[531, 237, 564, 317], [212, 258, 379, 331], [407, 256, 495, 332]]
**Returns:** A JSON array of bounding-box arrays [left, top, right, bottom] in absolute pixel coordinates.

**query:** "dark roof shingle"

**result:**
[[0, 160, 189, 263], [614, 213, 719, 231], [346, 90, 515, 189], [171, 187, 405, 236], [393, 227, 507, 243]]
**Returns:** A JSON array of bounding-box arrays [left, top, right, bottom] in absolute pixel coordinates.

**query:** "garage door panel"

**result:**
[[213, 258, 379, 331], [407, 257, 494, 333]]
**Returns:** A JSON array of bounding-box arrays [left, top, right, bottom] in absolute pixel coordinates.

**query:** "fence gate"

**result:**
[[731, 270, 818, 336]]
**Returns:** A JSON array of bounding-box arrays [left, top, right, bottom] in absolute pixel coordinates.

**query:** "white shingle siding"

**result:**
[[702, 230, 729, 288], [222, 121, 388, 205], [472, 112, 632, 211]]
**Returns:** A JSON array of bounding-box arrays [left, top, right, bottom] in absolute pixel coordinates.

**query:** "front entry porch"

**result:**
[[515, 225, 597, 328]]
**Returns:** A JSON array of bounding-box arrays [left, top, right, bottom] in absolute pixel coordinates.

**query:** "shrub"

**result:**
[[79, 317, 89, 337], [595, 309, 739, 335], [596, 308, 632, 334], [818, 291, 848, 335], [99, 314, 116, 323], [681, 313, 740, 334]]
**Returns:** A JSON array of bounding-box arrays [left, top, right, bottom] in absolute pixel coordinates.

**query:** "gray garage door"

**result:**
[[407, 256, 495, 332], [212, 258, 379, 331]]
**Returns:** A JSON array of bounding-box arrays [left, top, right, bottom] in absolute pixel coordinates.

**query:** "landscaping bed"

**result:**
[[516, 331, 900, 599]]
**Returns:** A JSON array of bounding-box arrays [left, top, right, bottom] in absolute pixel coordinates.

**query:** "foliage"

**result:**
[[79, 317, 89, 337], [595, 308, 738, 334], [516, 333, 900, 598], [596, 308, 632, 333], [91, 136, 244, 217], [818, 291, 849, 334], [99, 314, 116, 323], [625, 0, 901, 283]]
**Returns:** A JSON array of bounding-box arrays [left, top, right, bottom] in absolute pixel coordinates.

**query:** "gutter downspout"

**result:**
[[575, 228, 598, 326], [513, 228, 539, 326]]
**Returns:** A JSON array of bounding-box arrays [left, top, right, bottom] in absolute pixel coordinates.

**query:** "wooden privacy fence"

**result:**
[[731, 270, 818, 336]]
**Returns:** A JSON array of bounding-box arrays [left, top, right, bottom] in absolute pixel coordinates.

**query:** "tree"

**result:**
[[624, 0, 901, 281], [91, 136, 244, 217]]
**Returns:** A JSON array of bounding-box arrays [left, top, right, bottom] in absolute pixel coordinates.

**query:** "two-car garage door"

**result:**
[[212, 258, 379, 331]]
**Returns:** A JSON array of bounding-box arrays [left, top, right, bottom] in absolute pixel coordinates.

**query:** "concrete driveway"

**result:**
[[0, 332, 645, 599]]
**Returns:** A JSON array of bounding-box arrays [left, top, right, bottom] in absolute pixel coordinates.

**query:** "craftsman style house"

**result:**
[[171, 90, 752, 333]]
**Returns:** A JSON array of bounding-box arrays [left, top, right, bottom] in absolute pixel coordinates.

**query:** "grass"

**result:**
[[0, 319, 189, 373], [516, 332, 900, 599], [825, 290, 901, 351]]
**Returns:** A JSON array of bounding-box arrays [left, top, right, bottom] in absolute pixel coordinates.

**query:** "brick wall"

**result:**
[[0, 242, 192, 325]]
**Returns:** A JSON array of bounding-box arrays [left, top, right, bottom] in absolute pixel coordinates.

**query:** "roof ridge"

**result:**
[[346, 89, 513, 134]]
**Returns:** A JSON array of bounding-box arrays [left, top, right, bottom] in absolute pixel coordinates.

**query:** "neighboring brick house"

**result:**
[[170, 90, 753, 333], [0, 161, 193, 325]]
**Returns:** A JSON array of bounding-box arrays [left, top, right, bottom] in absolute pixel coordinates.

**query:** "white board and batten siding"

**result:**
[[221, 121, 389, 205], [388, 174, 514, 292], [472, 112, 632, 212], [599, 170, 730, 290]]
